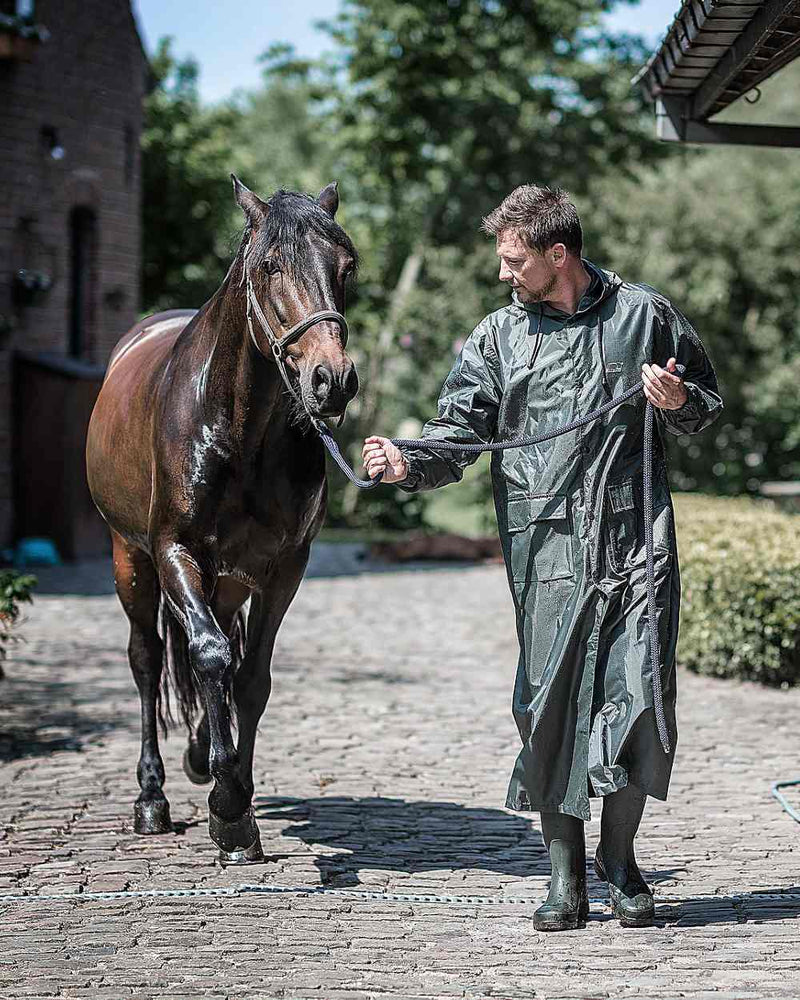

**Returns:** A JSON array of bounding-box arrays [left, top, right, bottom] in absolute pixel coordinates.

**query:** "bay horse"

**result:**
[[86, 177, 358, 862]]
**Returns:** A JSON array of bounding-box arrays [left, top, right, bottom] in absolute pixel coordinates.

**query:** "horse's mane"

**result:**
[[237, 189, 359, 277]]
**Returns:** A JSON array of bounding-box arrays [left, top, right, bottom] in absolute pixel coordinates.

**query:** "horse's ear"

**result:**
[[231, 174, 269, 221], [317, 181, 339, 218]]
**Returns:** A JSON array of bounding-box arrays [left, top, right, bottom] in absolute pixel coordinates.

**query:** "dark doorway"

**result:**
[[68, 206, 97, 358]]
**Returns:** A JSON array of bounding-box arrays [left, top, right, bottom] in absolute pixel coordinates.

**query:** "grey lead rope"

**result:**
[[315, 377, 648, 484], [315, 365, 687, 756], [643, 400, 671, 754]]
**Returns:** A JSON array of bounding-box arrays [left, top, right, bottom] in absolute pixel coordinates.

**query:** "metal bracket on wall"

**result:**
[[656, 96, 800, 149]]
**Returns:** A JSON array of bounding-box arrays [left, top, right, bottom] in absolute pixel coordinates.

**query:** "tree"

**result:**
[[141, 39, 244, 312], [586, 58, 800, 493], [261, 0, 670, 527], [230, 46, 338, 200]]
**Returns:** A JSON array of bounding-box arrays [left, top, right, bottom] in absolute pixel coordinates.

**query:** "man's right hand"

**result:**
[[362, 436, 409, 483]]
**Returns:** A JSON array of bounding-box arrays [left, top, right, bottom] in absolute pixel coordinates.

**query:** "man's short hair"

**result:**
[[481, 184, 583, 257]]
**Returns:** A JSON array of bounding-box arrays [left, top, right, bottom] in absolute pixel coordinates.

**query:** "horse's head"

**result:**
[[233, 175, 359, 421]]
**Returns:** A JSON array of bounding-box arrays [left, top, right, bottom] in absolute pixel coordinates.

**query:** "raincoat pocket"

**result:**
[[605, 476, 671, 574], [507, 492, 574, 584], [605, 477, 637, 574]]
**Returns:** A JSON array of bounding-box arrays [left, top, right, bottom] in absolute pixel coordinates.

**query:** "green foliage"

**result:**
[[674, 493, 800, 686], [395, 244, 503, 419], [586, 59, 800, 493], [0, 570, 36, 666], [231, 51, 338, 203], [138, 4, 800, 532], [141, 38, 245, 312], [141, 39, 342, 314], [312, 0, 656, 225], [259, 0, 663, 526], [325, 476, 429, 531], [266, 0, 660, 280]]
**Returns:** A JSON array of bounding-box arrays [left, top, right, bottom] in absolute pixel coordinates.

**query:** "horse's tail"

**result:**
[[157, 599, 246, 735]]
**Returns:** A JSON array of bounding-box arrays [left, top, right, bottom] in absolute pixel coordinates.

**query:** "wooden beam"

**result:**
[[691, 0, 800, 118], [657, 96, 800, 147]]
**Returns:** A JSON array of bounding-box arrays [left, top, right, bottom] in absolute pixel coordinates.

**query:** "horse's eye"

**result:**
[[265, 260, 281, 276]]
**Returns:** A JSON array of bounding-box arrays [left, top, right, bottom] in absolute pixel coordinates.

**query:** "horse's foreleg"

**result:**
[[183, 575, 250, 788], [234, 546, 311, 803], [112, 533, 172, 835], [232, 593, 274, 801], [156, 542, 261, 863]]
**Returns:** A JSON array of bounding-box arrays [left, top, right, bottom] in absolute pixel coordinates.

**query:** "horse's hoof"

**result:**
[[209, 807, 264, 864], [218, 832, 264, 866], [133, 797, 173, 835], [183, 746, 212, 785]]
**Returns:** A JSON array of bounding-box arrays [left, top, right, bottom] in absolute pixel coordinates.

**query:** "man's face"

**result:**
[[496, 232, 558, 303]]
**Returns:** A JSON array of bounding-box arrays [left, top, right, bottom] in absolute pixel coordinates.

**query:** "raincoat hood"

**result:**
[[511, 259, 624, 398], [510, 259, 622, 320]]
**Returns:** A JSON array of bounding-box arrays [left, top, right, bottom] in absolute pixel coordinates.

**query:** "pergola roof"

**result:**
[[633, 0, 800, 121]]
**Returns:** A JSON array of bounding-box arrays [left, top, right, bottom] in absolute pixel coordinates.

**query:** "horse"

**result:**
[[86, 176, 359, 862]]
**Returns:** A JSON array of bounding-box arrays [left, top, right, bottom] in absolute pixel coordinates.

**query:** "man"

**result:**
[[362, 184, 722, 931]]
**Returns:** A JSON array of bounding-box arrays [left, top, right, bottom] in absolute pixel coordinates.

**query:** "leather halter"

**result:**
[[242, 248, 349, 409]]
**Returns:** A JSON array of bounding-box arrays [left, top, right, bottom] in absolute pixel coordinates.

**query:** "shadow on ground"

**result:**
[[255, 795, 800, 927], [0, 674, 131, 761], [254, 794, 685, 885], [28, 546, 489, 597], [652, 888, 800, 927], [28, 559, 116, 596]]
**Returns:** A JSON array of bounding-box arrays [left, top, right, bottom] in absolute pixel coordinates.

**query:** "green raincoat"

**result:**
[[398, 260, 722, 820]]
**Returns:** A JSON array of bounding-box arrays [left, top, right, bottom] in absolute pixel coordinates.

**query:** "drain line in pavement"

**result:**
[[1, 884, 800, 908]]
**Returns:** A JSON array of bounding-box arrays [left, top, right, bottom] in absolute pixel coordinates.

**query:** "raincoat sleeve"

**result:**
[[651, 298, 723, 436], [396, 321, 502, 493]]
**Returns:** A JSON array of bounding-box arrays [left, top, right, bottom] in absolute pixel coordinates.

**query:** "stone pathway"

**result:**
[[1, 553, 799, 999]]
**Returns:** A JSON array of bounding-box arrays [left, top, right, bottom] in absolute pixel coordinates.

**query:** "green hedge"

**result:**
[[0, 570, 36, 677], [674, 493, 800, 686]]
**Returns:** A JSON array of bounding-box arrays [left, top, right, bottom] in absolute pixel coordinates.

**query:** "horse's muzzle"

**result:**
[[308, 361, 358, 417]]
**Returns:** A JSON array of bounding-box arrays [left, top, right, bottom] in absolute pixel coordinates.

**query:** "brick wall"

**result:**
[[0, 0, 147, 546]]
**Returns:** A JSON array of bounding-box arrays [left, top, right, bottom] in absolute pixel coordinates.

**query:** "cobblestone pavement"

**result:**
[[1, 553, 799, 999]]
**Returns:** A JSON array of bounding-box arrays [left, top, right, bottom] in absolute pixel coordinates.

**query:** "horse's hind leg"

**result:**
[[183, 711, 212, 785], [113, 531, 172, 834]]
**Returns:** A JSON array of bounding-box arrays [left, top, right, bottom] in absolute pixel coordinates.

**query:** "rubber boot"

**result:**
[[595, 782, 655, 927], [533, 812, 589, 931]]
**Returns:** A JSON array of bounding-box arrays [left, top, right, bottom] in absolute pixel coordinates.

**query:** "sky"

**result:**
[[131, 0, 683, 105]]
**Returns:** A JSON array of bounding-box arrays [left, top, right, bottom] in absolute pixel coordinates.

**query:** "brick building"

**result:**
[[0, 0, 148, 553]]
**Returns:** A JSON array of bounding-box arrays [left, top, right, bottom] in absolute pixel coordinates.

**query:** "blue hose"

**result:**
[[772, 779, 800, 823]]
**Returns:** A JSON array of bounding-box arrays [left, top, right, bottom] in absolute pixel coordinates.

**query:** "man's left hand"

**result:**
[[641, 357, 687, 410]]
